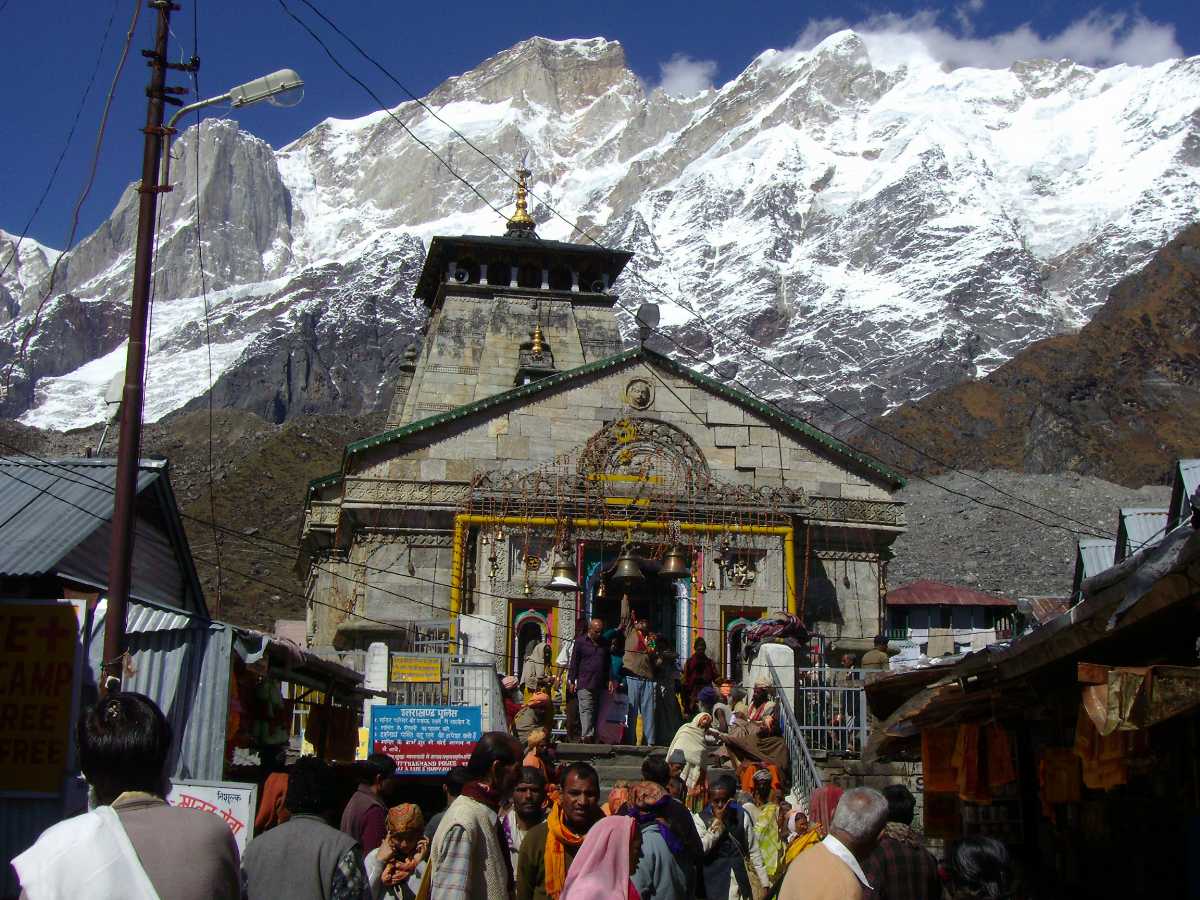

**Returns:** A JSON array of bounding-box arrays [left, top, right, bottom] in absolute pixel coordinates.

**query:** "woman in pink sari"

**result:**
[[560, 815, 643, 900]]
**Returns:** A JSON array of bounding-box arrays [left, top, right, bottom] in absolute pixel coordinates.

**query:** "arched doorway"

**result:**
[[510, 607, 549, 678], [722, 607, 766, 683]]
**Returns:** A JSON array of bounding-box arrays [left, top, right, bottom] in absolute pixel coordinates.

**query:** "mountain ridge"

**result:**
[[1, 32, 1198, 433], [852, 222, 1200, 488]]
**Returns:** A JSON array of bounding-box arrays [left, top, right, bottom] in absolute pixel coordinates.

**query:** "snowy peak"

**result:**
[[2, 35, 1199, 434], [427, 36, 634, 114], [0, 230, 60, 323]]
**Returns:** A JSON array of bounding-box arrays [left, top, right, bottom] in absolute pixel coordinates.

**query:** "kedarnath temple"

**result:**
[[298, 171, 906, 683]]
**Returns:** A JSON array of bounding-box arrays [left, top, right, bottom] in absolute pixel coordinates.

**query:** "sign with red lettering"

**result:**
[[370, 706, 482, 775], [167, 779, 258, 854], [0, 601, 84, 794]]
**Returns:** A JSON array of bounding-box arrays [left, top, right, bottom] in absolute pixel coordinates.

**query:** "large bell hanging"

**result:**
[[547, 557, 578, 592], [659, 545, 691, 579], [610, 543, 645, 588]]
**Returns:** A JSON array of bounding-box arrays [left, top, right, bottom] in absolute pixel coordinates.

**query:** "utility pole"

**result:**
[[101, 0, 195, 694]]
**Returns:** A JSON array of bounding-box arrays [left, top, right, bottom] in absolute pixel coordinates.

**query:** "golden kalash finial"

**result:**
[[530, 322, 545, 357], [506, 167, 537, 236]]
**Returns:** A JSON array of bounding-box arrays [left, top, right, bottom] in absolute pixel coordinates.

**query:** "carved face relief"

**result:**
[[625, 378, 653, 410]]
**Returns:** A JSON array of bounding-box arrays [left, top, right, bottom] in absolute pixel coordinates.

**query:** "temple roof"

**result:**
[[309, 345, 906, 496], [413, 233, 633, 304]]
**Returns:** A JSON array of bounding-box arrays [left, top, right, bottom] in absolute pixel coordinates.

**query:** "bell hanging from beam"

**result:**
[[547, 554, 578, 592], [659, 545, 691, 579], [610, 543, 645, 588]]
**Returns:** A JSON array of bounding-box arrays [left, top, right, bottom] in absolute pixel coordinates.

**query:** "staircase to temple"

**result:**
[[554, 743, 671, 791]]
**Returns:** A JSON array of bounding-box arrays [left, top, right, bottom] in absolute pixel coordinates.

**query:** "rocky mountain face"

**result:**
[[2, 33, 1199, 430], [853, 223, 1200, 487]]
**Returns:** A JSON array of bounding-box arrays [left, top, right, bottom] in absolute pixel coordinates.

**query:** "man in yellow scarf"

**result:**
[[516, 762, 604, 900]]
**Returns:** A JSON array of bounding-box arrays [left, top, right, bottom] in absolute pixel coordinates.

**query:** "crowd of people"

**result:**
[[13, 689, 1025, 900]]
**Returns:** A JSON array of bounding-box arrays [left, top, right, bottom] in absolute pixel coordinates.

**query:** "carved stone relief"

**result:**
[[624, 378, 654, 410]]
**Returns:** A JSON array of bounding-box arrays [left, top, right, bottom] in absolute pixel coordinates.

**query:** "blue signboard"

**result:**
[[369, 705, 482, 775]]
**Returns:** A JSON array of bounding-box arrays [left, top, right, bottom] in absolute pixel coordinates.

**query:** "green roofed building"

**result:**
[[299, 171, 905, 687]]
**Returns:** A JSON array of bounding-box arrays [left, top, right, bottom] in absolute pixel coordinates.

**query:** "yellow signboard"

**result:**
[[389, 655, 442, 684], [0, 602, 82, 794]]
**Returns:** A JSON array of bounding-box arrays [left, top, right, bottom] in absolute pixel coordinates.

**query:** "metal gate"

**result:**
[[792, 668, 869, 756]]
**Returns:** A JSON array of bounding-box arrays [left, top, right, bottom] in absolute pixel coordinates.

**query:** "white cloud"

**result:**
[[787, 9, 1182, 69], [657, 54, 719, 96], [954, 0, 985, 35]]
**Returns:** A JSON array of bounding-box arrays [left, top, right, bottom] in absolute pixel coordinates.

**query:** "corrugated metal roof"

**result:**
[[1117, 507, 1169, 560], [0, 457, 161, 576], [88, 598, 231, 782], [886, 579, 1016, 608], [1077, 538, 1116, 579], [1181, 459, 1200, 497], [127, 602, 202, 634], [1025, 597, 1071, 625], [1168, 459, 1199, 529], [125, 620, 231, 781]]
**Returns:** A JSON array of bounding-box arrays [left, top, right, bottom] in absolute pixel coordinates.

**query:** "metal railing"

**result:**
[[768, 665, 823, 799], [792, 668, 869, 757], [450, 661, 508, 733]]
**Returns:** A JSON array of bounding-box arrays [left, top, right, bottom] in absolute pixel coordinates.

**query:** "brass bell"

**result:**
[[547, 557, 578, 592], [659, 545, 690, 580], [707, 577, 716, 591], [597, 581, 607, 599], [482, 534, 490, 546], [523, 580, 533, 597], [610, 543, 645, 588]]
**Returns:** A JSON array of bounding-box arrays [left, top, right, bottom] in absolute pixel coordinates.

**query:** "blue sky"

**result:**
[[1, 0, 1195, 251]]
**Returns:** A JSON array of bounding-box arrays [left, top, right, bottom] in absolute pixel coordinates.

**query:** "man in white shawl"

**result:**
[[14, 692, 240, 900], [666, 712, 715, 813]]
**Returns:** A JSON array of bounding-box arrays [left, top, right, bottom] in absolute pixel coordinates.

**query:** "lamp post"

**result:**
[[160, 68, 303, 186], [100, 2, 303, 694]]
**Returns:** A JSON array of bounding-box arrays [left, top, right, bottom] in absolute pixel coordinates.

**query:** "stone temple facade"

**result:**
[[299, 184, 906, 684]]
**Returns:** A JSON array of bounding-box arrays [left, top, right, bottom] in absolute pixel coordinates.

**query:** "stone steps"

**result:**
[[555, 742, 670, 791]]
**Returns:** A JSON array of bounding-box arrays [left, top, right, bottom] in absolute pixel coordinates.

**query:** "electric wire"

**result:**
[[274, 3, 1111, 538], [274, 0, 508, 222], [615, 309, 1112, 541], [186, 0, 225, 616], [2, 0, 143, 396], [0, 0, 120, 282], [0, 447, 795, 646]]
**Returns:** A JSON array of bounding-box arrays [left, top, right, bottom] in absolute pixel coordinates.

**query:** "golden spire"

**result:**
[[506, 167, 536, 236], [530, 322, 545, 357]]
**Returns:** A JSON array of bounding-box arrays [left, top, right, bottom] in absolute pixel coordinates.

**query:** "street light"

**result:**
[[161, 68, 304, 186], [101, 41, 304, 694]]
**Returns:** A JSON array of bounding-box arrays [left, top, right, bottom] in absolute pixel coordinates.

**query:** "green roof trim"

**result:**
[[639, 346, 906, 488], [345, 348, 642, 457], [307, 471, 343, 495], [339, 345, 904, 489]]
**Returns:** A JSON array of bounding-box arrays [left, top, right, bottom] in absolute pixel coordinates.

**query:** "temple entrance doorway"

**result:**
[[721, 606, 766, 682], [509, 604, 550, 681], [579, 541, 690, 661]]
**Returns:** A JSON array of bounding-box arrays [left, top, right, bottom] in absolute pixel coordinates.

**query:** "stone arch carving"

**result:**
[[577, 417, 710, 489]]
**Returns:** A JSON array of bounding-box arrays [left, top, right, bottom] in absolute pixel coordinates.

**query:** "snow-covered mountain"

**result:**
[[3, 32, 1199, 430]]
